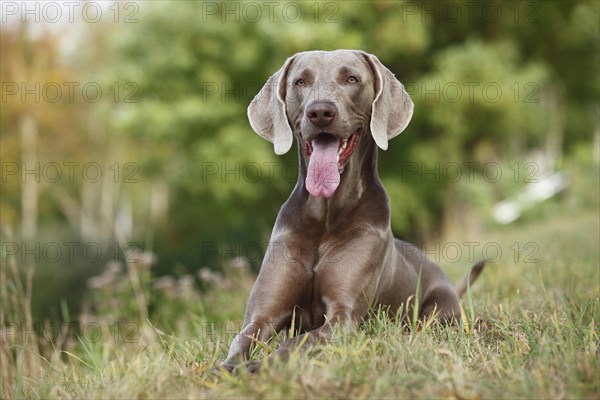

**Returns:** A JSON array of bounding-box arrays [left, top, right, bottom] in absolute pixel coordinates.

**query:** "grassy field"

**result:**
[[1, 209, 598, 399]]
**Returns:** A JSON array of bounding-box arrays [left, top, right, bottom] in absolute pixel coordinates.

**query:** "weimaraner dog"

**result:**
[[222, 50, 485, 372]]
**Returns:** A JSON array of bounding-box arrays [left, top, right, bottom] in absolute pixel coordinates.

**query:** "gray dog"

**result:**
[[222, 50, 485, 372]]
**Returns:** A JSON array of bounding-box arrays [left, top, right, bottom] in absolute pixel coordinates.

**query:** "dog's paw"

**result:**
[[218, 360, 263, 375], [214, 361, 236, 375], [243, 360, 262, 374]]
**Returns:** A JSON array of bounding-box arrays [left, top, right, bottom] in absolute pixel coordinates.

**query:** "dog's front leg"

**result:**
[[265, 232, 390, 365], [221, 235, 314, 372], [271, 304, 360, 363]]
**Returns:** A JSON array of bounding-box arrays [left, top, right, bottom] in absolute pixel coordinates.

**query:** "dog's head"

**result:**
[[247, 50, 413, 198]]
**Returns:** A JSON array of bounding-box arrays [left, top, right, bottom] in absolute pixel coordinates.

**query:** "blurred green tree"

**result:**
[[1, 0, 598, 323], [89, 0, 600, 270]]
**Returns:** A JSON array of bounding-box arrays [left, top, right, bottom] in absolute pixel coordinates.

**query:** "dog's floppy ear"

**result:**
[[247, 56, 296, 155], [364, 53, 414, 150]]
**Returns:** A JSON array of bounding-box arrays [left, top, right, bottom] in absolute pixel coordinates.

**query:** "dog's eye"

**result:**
[[294, 79, 305, 86], [346, 76, 359, 83]]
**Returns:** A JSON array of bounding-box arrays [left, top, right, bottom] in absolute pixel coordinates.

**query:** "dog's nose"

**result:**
[[306, 102, 337, 128]]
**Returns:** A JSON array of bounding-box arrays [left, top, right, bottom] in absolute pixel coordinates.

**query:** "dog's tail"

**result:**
[[454, 260, 486, 298]]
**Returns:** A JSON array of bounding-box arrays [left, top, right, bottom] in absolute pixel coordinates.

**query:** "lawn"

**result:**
[[1, 209, 598, 399]]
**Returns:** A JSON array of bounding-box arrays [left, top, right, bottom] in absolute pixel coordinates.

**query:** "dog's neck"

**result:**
[[291, 133, 390, 228]]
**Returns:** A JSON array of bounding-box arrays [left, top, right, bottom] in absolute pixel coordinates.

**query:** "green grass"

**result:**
[[1, 210, 598, 399]]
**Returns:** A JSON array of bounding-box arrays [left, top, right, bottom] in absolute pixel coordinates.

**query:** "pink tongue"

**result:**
[[306, 136, 340, 198]]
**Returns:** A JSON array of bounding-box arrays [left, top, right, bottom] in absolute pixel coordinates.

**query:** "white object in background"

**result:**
[[493, 172, 568, 224]]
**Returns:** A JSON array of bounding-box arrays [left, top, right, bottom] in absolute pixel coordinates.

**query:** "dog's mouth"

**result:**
[[303, 130, 361, 198], [304, 131, 361, 170]]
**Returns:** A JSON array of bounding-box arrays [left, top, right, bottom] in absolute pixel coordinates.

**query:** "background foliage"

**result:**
[[1, 1, 599, 398], [1, 0, 598, 331]]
